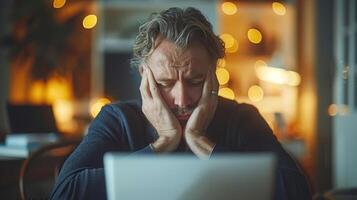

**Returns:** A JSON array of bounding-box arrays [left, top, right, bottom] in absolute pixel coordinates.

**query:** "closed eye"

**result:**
[[157, 81, 174, 88], [188, 79, 204, 86]]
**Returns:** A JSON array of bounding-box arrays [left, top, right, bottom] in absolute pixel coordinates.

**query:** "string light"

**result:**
[[53, 0, 66, 9], [272, 2, 286, 16], [247, 28, 262, 44], [248, 85, 264, 102], [226, 39, 239, 53], [218, 87, 235, 100], [220, 33, 235, 49], [221, 2, 238, 15], [217, 59, 226, 68], [83, 14, 98, 29], [216, 68, 230, 85]]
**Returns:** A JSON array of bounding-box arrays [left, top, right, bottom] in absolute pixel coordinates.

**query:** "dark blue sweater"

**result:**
[[50, 97, 311, 200]]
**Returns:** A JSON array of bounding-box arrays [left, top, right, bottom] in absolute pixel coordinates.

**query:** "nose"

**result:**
[[172, 82, 191, 108]]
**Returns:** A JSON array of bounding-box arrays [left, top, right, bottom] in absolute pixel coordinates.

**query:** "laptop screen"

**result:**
[[104, 153, 276, 200], [7, 104, 58, 134]]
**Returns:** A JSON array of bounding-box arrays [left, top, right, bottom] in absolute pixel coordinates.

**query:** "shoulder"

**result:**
[[216, 97, 261, 119], [103, 100, 141, 115], [96, 100, 142, 121], [88, 100, 142, 132]]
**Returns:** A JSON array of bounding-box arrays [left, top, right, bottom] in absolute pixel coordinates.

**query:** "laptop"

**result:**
[[104, 153, 276, 200], [1, 104, 60, 156], [6, 103, 58, 134]]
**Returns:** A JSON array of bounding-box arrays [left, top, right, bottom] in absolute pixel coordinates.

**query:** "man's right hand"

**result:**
[[139, 65, 182, 153]]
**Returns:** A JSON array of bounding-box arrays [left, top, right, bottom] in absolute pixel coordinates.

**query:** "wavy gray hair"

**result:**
[[131, 7, 225, 69]]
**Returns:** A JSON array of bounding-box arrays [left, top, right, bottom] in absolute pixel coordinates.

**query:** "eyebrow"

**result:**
[[156, 74, 205, 82]]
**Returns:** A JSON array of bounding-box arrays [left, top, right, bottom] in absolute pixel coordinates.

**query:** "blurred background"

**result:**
[[0, 0, 356, 198]]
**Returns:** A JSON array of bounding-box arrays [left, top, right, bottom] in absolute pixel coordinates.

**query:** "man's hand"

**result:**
[[184, 67, 218, 159], [140, 65, 182, 153]]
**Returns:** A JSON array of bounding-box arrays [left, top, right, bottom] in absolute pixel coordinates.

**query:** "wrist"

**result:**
[[151, 136, 179, 153], [185, 135, 215, 160], [185, 129, 203, 141]]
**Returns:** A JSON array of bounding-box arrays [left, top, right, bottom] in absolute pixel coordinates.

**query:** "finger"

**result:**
[[139, 66, 152, 100], [211, 67, 219, 92], [210, 68, 219, 100], [146, 66, 162, 99], [201, 68, 213, 100]]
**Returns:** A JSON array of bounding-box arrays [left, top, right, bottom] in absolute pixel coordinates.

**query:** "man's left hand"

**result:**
[[184, 67, 218, 159]]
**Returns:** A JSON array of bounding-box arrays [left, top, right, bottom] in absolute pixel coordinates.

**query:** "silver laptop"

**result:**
[[104, 153, 276, 200]]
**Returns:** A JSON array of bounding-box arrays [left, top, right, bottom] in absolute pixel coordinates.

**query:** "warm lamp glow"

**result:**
[[247, 28, 262, 44], [255, 65, 301, 86], [45, 77, 71, 103], [83, 14, 97, 29], [53, 0, 66, 9], [216, 68, 230, 85], [217, 59, 226, 68], [218, 87, 235, 100], [90, 98, 111, 118], [287, 71, 301, 86], [272, 2, 286, 16], [53, 99, 73, 123], [220, 33, 235, 49], [28, 77, 71, 104], [221, 2, 238, 15], [29, 81, 46, 104], [248, 85, 264, 102], [255, 66, 287, 84]]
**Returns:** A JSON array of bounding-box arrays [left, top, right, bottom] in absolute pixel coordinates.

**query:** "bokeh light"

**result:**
[[83, 14, 98, 29], [218, 87, 235, 100], [272, 2, 286, 16], [226, 39, 239, 53], [328, 104, 338, 116], [220, 33, 235, 49], [45, 77, 71, 103], [221, 2, 238, 15], [90, 97, 111, 118], [287, 71, 301, 86], [53, 0, 66, 9], [247, 28, 262, 44], [53, 99, 73, 123], [29, 81, 45, 104], [248, 85, 264, 102], [255, 66, 287, 85], [217, 58, 226, 68], [216, 67, 230, 85]]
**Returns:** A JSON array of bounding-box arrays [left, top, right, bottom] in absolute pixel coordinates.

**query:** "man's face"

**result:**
[[145, 39, 214, 124]]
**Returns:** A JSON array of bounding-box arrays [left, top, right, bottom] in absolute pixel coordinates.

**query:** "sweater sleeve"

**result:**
[[210, 102, 312, 200], [50, 104, 154, 200]]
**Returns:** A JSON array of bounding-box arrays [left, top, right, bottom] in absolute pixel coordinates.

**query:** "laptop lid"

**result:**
[[6, 104, 58, 134], [104, 153, 276, 200]]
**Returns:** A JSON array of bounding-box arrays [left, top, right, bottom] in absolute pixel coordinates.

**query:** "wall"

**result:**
[[0, 0, 12, 137]]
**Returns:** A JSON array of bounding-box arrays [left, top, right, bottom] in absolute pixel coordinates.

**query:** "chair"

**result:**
[[18, 139, 80, 200]]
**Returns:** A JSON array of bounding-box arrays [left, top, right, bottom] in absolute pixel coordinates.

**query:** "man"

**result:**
[[51, 7, 311, 200]]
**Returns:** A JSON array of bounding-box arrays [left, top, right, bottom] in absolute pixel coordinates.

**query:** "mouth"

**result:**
[[176, 114, 191, 121]]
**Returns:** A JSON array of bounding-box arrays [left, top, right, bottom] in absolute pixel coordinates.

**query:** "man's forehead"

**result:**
[[147, 39, 212, 79]]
